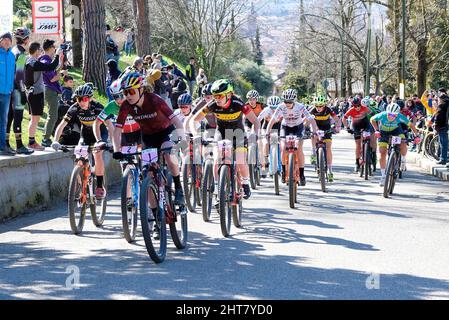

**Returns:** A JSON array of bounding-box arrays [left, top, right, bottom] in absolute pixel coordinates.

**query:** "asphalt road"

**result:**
[[1, 133, 449, 300]]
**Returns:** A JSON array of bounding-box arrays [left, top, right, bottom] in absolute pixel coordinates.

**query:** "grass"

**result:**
[[7, 52, 185, 149]]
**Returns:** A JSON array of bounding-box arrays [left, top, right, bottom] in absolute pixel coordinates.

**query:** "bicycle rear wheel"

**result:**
[[195, 164, 202, 207], [121, 167, 138, 243], [232, 176, 243, 228], [201, 160, 214, 222], [219, 165, 232, 237], [91, 174, 107, 227], [248, 145, 257, 190], [140, 176, 167, 263], [288, 153, 296, 208], [68, 166, 87, 235], [364, 144, 371, 180], [318, 147, 326, 192]]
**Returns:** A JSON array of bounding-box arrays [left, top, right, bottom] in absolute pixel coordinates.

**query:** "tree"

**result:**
[[133, 0, 151, 56], [282, 71, 308, 98], [81, 0, 107, 94], [232, 59, 273, 96], [252, 27, 263, 66], [70, 0, 83, 68]]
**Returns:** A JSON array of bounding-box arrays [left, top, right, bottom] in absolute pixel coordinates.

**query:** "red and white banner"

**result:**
[[32, 0, 63, 36]]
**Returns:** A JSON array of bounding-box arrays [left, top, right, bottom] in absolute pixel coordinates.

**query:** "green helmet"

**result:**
[[313, 95, 327, 106], [211, 79, 233, 95]]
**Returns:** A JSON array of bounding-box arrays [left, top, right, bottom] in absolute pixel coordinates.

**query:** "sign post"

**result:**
[[32, 0, 63, 36]]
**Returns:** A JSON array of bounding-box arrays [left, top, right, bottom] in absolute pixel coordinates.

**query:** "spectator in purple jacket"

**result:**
[[40, 39, 67, 147]]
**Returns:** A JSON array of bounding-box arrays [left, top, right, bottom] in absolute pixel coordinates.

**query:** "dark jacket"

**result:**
[[433, 94, 449, 132]]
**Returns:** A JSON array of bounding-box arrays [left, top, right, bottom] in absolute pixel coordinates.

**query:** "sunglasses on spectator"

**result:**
[[112, 93, 124, 100], [123, 88, 138, 96], [76, 96, 90, 103]]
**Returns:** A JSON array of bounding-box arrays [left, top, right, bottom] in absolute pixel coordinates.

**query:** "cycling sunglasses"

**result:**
[[76, 96, 90, 103], [284, 100, 294, 104], [213, 94, 226, 100], [179, 105, 191, 109], [123, 88, 138, 96], [112, 93, 124, 100]]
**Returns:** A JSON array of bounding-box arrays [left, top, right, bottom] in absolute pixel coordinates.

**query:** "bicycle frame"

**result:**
[[218, 139, 241, 206], [285, 135, 300, 183]]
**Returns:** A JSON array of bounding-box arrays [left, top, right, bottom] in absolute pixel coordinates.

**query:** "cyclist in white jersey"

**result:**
[[266, 89, 317, 186]]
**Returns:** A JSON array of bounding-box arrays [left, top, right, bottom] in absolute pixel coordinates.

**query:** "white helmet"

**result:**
[[246, 90, 260, 99], [267, 96, 282, 109], [109, 79, 123, 96], [386, 103, 400, 114], [282, 89, 297, 101], [361, 97, 370, 107]]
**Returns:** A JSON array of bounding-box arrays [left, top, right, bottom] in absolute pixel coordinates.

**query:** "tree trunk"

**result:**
[[81, 0, 107, 94], [416, 38, 427, 97], [346, 59, 353, 96], [135, 0, 151, 56], [71, 0, 82, 68]]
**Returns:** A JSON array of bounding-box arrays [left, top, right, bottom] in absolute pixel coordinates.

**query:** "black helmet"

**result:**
[[73, 83, 95, 98], [13, 27, 30, 40], [202, 83, 213, 96], [396, 99, 405, 109]]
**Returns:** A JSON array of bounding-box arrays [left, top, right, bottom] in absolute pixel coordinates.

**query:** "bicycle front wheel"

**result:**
[[364, 144, 371, 181], [384, 151, 396, 198], [68, 166, 87, 235], [140, 176, 167, 264], [318, 147, 326, 192], [121, 167, 138, 243], [201, 160, 214, 222], [288, 153, 297, 209], [219, 165, 232, 237], [182, 162, 196, 213], [91, 174, 107, 227]]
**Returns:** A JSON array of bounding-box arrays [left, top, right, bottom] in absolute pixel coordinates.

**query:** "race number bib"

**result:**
[[142, 148, 158, 164], [362, 131, 371, 138], [316, 130, 325, 138], [391, 136, 402, 145], [74, 146, 89, 158], [121, 145, 138, 155]]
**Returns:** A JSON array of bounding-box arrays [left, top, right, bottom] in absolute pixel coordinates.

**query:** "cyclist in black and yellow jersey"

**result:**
[[191, 79, 260, 199]]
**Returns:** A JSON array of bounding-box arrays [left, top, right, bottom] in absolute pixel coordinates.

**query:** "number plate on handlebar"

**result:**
[[391, 136, 402, 145], [362, 131, 371, 138], [142, 148, 158, 164], [121, 145, 138, 155], [74, 146, 89, 158]]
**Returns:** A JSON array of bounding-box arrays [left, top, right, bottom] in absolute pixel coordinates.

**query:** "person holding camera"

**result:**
[[40, 39, 68, 147], [25, 41, 64, 151], [196, 68, 207, 98]]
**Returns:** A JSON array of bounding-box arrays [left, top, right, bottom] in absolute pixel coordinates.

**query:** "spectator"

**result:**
[[25, 42, 63, 151], [6, 27, 34, 154], [143, 55, 153, 72], [106, 59, 121, 101], [171, 76, 188, 110], [41, 39, 67, 147], [106, 25, 120, 63], [133, 57, 145, 75], [56, 75, 80, 145], [430, 88, 449, 165], [185, 57, 196, 95], [156, 53, 168, 67], [0, 32, 16, 156], [167, 63, 187, 80], [196, 68, 207, 97], [124, 28, 135, 56]]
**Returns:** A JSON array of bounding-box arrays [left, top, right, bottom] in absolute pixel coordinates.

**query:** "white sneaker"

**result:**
[[379, 176, 386, 187]]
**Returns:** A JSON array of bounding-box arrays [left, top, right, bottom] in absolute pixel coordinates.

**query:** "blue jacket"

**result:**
[[0, 47, 15, 95]]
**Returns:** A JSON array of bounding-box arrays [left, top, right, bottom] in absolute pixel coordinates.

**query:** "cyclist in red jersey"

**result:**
[[112, 72, 187, 205], [342, 96, 372, 172]]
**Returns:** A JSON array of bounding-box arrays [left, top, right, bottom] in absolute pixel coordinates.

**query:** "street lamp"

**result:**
[[302, 13, 345, 98], [400, 0, 406, 99], [362, 0, 372, 97]]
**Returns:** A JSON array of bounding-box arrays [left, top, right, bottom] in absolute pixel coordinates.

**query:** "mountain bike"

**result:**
[[182, 136, 202, 213], [285, 135, 300, 209], [62, 144, 110, 235], [201, 138, 216, 222], [314, 129, 334, 192], [139, 146, 188, 263], [269, 132, 282, 196], [119, 145, 141, 243], [383, 135, 403, 198], [359, 129, 376, 180], [217, 138, 243, 237]]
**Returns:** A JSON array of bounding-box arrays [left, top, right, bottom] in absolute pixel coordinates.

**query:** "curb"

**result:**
[[407, 151, 449, 181]]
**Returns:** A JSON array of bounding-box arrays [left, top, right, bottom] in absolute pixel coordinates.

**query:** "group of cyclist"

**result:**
[[50, 63, 423, 212]]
